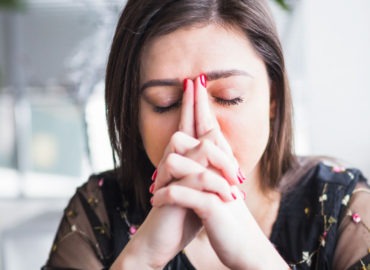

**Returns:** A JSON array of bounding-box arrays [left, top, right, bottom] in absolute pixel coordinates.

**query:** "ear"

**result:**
[[270, 83, 277, 120]]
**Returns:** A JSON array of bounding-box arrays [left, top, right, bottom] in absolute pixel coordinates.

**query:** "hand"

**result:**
[[152, 75, 288, 269], [112, 78, 203, 269], [152, 76, 241, 198], [123, 76, 241, 269]]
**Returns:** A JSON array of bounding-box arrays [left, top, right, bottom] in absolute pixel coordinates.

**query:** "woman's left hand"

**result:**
[[151, 75, 288, 269]]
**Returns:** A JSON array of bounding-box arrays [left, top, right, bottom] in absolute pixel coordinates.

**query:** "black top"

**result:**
[[43, 163, 370, 269]]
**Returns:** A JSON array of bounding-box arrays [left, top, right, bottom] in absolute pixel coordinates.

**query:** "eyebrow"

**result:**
[[140, 69, 252, 92]]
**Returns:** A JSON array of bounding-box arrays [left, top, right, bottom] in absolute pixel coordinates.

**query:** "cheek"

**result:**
[[218, 102, 270, 174], [139, 101, 180, 166]]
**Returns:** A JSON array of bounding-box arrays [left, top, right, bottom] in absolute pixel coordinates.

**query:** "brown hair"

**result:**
[[105, 0, 297, 212]]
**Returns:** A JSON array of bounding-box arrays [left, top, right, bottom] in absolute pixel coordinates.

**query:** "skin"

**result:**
[[139, 24, 271, 181], [111, 24, 288, 269]]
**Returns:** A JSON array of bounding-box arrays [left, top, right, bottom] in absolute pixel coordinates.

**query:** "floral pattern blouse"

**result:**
[[42, 162, 370, 269]]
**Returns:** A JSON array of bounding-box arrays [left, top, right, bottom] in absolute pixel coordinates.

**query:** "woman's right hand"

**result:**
[[110, 78, 208, 269]]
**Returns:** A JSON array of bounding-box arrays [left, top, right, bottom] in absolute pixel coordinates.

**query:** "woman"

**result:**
[[43, 0, 370, 269]]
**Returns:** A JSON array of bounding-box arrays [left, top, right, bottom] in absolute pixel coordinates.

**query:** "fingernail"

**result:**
[[231, 192, 237, 200], [183, 78, 188, 92], [199, 73, 207, 88], [149, 183, 155, 194], [237, 168, 246, 184], [151, 169, 157, 181]]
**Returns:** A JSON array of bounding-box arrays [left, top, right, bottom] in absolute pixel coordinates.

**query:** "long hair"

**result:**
[[105, 0, 296, 212]]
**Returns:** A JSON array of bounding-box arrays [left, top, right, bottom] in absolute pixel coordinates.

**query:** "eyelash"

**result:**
[[153, 101, 182, 114], [153, 97, 244, 114], [214, 97, 244, 107]]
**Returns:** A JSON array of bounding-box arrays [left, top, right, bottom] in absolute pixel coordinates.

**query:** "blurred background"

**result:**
[[0, 0, 369, 269]]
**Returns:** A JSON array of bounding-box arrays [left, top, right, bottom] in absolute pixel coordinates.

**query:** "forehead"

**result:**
[[140, 23, 265, 82]]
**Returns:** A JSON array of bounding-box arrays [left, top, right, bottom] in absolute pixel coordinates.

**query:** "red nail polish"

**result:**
[[237, 176, 243, 184], [149, 183, 155, 194], [231, 192, 237, 200], [237, 168, 246, 183], [151, 169, 157, 181], [200, 74, 207, 88], [183, 79, 188, 92]]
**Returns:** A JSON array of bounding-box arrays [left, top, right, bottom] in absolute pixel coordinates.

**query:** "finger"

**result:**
[[152, 153, 205, 193], [151, 132, 199, 186], [194, 74, 219, 137], [170, 170, 235, 202], [197, 128, 234, 160], [151, 185, 235, 221], [152, 185, 215, 218], [230, 185, 246, 201], [161, 131, 199, 159], [155, 131, 200, 185], [193, 75, 234, 157], [183, 139, 240, 185], [179, 78, 195, 137]]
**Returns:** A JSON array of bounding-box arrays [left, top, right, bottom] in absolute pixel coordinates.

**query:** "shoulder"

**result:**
[[45, 170, 120, 268], [299, 162, 370, 268], [73, 170, 119, 226], [333, 181, 370, 269], [292, 161, 367, 197], [296, 162, 367, 216], [65, 170, 120, 232], [79, 169, 120, 196], [281, 161, 368, 220], [275, 160, 369, 268]]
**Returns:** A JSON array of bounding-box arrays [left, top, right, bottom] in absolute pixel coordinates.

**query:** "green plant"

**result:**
[[274, 0, 291, 11], [0, 0, 26, 9]]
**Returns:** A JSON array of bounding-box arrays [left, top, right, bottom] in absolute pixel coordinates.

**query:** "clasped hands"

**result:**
[[114, 75, 288, 270], [151, 73, 245, 205]]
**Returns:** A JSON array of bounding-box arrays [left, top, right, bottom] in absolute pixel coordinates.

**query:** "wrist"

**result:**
[[249, 243, 290, 270], [111, 236, 164, 270], [234, 238, 289, 270]]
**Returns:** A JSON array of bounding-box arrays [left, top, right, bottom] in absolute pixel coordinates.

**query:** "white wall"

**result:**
[[281, 0, 370, 178]]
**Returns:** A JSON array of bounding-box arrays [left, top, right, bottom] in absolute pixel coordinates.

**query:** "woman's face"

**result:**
[[139, 24, 274, 179]]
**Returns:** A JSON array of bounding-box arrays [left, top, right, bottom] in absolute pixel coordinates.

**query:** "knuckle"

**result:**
[[219, 178, 230, 190], [207, 127, 219, 137], [198, 171, 209, 186], [170, 131, 183, 147], [165, 186, 177, 203], [200, 129, 219, 143], [198, 139, 212, 152], [164, 153, 178, 171]]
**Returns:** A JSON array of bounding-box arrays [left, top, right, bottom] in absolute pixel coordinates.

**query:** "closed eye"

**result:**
[[153, 101, 182, 113], [152, 97, 244, 113], [214, 97, 244, 106]]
